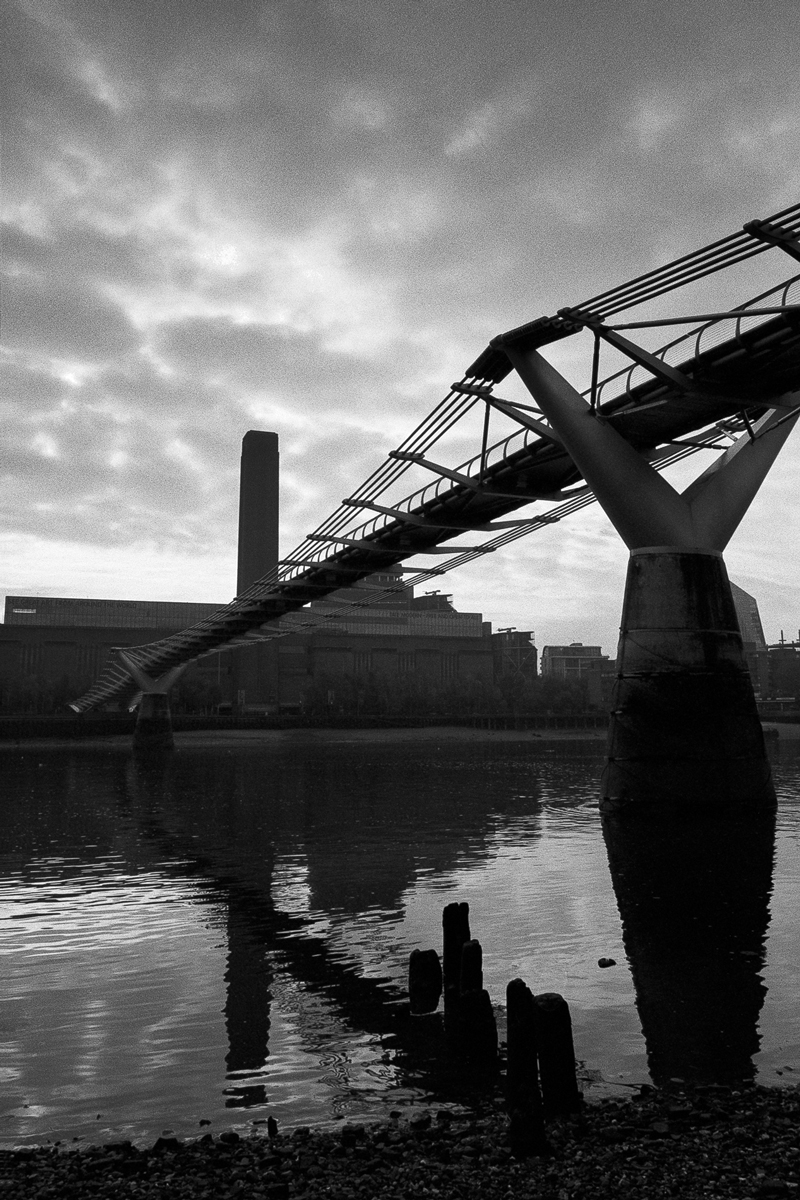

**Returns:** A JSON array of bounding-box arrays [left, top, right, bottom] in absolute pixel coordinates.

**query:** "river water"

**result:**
[[1, 731, 799, 1148]]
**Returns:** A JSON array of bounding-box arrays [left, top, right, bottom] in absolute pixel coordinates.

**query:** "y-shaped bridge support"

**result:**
[[503, 345, 799, 809], [119, 651, 186, 752]]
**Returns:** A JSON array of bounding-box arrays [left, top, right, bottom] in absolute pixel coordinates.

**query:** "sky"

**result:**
[[3, 0, 800, 654]]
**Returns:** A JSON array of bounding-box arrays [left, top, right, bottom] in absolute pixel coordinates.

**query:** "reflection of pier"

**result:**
[[602, 806, 776, 1085]]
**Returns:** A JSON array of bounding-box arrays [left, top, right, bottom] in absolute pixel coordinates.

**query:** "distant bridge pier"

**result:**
[[502, 344, 799, 809], [119, 651, 186, 752]]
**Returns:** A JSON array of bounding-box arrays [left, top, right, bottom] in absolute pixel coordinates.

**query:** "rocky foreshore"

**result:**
[[2, 1082, 799, 1200]]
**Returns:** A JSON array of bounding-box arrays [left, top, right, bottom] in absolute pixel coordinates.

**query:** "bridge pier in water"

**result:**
[[502, 343, 799, 808], [602, 548, 771, 807], [119, 651, 186, 753], [133, 691, 174, 752]]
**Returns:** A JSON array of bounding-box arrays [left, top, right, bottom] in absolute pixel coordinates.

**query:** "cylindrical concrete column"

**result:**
[[133, 692, 174, 752], [602, 549, 774, 809]]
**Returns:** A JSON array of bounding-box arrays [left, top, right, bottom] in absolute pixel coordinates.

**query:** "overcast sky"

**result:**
[[3, 0, 799, 652]]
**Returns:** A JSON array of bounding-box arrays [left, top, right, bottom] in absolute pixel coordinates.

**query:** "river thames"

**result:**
[[2, 730, 799, 1147]]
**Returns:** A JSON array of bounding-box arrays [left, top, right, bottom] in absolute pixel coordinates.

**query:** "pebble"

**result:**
[[1, 1083, 798, 1199]]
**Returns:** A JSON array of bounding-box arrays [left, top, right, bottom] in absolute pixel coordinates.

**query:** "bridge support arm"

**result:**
[[503, 344, 799, 554], [680, 402, 800, 550], [502, 345, 694, 549]]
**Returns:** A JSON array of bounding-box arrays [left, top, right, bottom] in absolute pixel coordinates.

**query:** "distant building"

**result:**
[[0, 566, 495, 713], [540, 643, 612, 709], [272, 567, 494, 709], [491, 628, 537, 680], [4, 596, 221, 629], [729, 582, 770, 696], [728, 582, 799, 703], [766, 634, 800, 703], [540, 643, 607, 677], [730, 582, 767, 651]]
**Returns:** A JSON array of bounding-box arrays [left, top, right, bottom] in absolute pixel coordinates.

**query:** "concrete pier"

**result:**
[[132, 692, 174, 753], [120, 651, 185, 755], [602, 549, 773, 808]]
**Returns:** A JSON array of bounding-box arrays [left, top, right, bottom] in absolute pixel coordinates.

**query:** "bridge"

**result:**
[[70, 204, 800, 805]]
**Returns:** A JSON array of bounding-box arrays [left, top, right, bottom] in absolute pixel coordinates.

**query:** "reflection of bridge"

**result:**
[[3, 742, 777, 1126], [125, 748, 779, 1092], [71, 204, 800, 716]]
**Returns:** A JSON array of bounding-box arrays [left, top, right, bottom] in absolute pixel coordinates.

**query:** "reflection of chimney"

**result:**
[[237, 431, 279, 596], [224, 899, 272, 1107]]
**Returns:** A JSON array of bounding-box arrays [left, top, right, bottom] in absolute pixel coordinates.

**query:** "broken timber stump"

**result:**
[[408, 948, 443, 1015], [506, 978, 548, 1157], [533, 991, 582, 1118]]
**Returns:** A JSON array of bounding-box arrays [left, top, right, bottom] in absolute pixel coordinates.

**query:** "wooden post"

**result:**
[[440, 935, 497, 1066], [506, 979, 548, 1157], [442, 902, 470, 1017], [533, 992, 582, 1117], [458, 986, 498, 1064], [408, 949, 443, 1014], [460, 939, 483, 994]]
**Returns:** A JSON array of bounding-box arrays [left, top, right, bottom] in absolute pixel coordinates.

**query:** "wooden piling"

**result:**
[[506, 979, 548, 1157], [460, 939, 483, 994], [442, 902, 470, 992], [533, 992, 582, 1118], [458, 986, 498, 1064], [408, 949, 443, 1014], [442, 902, 470, 1018]]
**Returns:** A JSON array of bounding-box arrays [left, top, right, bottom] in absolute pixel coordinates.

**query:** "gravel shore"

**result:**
[[3, 1083, 798, 1200]]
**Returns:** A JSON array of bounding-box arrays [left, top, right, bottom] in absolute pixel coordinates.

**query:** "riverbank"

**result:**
[[176, 725, 608, 747], [0, 723, 609, 752], [763, 721, 800, 740], [6, 722, 800, 753], [2, 709, 796, 752], [2, 1082, 798, 1199], [0, 710, 608, 741]]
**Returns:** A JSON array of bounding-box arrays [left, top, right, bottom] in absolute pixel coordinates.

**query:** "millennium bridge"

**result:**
[[70, 204, 800, 806]]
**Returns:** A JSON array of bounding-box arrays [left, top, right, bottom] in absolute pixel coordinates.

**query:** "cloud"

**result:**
[[626, 91, 687, 152], [4, 273, 137, 362], [444, 84, 537, 159], [331, 90, 389, 131], [2, 0, 799, 646]]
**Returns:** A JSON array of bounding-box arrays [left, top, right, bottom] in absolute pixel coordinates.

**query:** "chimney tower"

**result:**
[[237, 430, 279, 594]]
